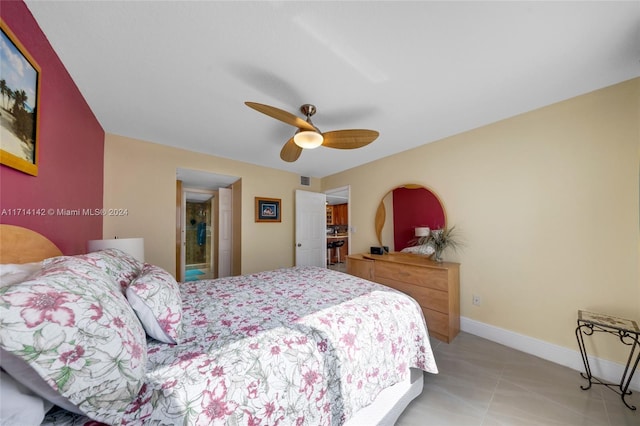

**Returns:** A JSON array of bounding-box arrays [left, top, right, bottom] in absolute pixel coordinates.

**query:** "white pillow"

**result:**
[[0, 262, 42, 288], [0, 350, 80, 415], [0, 369, 54, 425]]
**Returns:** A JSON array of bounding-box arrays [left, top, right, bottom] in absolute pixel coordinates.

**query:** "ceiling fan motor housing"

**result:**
[[300, 104, 317, 118]]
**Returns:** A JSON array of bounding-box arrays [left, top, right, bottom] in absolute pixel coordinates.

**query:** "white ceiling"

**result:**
[[25, 1, 640, 178]]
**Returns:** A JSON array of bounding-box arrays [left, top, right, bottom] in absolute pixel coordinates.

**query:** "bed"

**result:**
[[0, 225, 437, 425]]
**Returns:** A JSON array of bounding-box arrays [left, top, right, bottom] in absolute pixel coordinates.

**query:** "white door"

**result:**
[[295, 190, 326, 267], [218, 187, 232, 277]]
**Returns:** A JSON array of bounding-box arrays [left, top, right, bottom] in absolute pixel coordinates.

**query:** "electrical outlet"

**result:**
[[472, 294, 481, 306]]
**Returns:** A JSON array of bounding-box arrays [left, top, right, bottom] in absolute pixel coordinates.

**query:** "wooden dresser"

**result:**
[[346, 253, 460, 343]]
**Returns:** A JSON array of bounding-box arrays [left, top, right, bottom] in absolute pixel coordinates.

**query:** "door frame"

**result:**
[[175, 169, 241, 281]]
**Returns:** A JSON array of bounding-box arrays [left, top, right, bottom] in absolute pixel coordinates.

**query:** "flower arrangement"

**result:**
[[415, 225, 463, 262]]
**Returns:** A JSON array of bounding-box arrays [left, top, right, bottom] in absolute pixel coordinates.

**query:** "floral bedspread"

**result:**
[[43, 266, 437, 425]]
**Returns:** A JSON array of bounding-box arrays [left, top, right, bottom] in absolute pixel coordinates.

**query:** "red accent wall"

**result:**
[[0, 2, 104, 255], [393, 187, 446, 251]]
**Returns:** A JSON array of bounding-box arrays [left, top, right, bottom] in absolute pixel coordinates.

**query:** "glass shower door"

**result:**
[[184, 196, 214, 281]]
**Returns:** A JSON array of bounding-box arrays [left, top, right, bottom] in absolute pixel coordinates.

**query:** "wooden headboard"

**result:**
[[0, 224, 63, 264]]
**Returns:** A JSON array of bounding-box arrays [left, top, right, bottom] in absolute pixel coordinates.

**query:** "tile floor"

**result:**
[[328, 261, 347, 273], [396, 332, 640, 426]]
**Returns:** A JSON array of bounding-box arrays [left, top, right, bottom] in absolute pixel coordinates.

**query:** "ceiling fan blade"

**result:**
[[245, 102, 316, 131], [322, 129, 379, 149], [280, 137, 303, 162]]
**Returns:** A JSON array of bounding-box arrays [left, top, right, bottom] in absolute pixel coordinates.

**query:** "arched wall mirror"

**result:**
[[375, 184, 446, 251]]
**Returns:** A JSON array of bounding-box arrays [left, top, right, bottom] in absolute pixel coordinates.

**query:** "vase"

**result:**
[[433, 248, 444, 262]]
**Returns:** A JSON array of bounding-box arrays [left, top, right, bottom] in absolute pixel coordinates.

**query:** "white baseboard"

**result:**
[[460, 316, 640, 392]]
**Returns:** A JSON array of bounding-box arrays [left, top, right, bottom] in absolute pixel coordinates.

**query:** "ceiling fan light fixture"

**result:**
[[245, 101, 378, 162], [294, 130, 323, 149]]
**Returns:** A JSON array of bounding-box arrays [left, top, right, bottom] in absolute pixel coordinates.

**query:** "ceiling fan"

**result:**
[[245, 101, 379, 162]]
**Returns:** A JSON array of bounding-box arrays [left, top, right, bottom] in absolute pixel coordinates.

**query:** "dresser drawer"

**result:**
[[346, 256, 374, 281], [375, 261, 449, 291], [375, 277, 449, 313], [423, 308, 449, 340]]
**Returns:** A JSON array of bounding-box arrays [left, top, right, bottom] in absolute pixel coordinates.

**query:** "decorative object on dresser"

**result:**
[[427, 225, 463, 262], [347, 252, 460, 343], [370, 246, 385, 255]]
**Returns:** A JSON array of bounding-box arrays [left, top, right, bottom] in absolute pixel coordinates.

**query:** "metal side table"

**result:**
[[575, 310, 640, 410]]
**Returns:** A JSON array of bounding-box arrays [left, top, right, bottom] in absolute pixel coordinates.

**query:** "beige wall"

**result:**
[[323, 78, 640, 364], [103, 135, 320, 275]]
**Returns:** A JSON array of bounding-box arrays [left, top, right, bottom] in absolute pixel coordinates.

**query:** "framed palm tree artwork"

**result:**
[[0, 19, 41, 176]]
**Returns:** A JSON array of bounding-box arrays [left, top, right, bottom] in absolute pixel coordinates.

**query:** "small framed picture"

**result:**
[[255, 197, 281, 222]]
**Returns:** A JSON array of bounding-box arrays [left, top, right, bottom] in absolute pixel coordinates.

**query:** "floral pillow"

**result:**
[[126, 263, 183, 343], [0, 256, 147, 424], [401, 244, 436, 255], [77, 248, 143, 294]]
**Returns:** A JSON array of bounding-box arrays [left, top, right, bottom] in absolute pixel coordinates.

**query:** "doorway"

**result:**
[[324, 185, 350, 273], [176, 168, 241, 282]]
